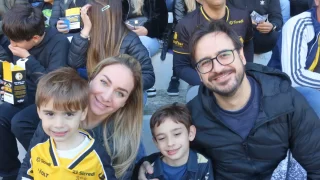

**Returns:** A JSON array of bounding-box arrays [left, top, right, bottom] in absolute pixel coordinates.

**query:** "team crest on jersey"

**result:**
[[260, 0, 265, 5]]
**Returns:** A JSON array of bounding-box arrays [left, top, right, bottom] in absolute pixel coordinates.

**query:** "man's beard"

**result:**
[[206, 64, 245, 97]]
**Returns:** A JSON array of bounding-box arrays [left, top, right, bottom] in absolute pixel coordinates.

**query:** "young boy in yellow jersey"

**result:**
[[19, 67, 117, 180]]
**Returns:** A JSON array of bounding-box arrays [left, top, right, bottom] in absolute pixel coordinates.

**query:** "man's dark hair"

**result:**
[[189, 20, 243, 63], [2, 5, 45, 42], [150, 103, 192, 138]]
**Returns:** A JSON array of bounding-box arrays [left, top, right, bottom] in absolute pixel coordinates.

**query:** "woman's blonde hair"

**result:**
[[131, 0, 144, 15], [86, 0, 128, 76], [89, 54, 143, 178], [185, 0, 196, 12]]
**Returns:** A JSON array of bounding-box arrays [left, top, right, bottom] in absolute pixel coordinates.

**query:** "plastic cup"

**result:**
[[59, 17, 70, 30]]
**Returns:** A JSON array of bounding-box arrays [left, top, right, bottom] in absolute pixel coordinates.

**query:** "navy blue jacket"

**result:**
[[145, 150, 214, 180]]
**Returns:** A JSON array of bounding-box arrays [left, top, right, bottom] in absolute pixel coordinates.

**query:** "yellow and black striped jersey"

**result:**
[[20, 129, 117, 180]]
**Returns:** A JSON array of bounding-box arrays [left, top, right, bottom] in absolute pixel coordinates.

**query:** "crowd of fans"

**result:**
[[0, 0, 319, 179]]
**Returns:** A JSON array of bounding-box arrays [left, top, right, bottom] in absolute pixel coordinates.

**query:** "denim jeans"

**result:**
[[295, 86, 320, 118], [139, 36, 160, 57]]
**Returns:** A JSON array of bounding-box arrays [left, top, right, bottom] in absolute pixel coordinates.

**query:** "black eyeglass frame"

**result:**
[[195, 49, 238, 74]]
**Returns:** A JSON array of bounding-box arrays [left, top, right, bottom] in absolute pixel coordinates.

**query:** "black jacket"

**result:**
[[12, 27, 69, 103], [227, 0, 283, 31], [290, 0, 313, 16], [49, 0, 88, 27], [187, 63, 320, 179], [68, 31, 155, 90], [0, 44, 8, 60], [145, 150, 214, 180], [122, 0, 168, 39]]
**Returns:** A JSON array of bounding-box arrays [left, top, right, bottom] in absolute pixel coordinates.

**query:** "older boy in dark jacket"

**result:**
[[0, 5, 69, 180]]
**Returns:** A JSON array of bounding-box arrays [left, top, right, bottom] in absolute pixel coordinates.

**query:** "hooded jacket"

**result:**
[[122, 0, 168, 39], [187, 63, 320, 179], [68, 31, 155, 90], [12, 27, 69, 103]]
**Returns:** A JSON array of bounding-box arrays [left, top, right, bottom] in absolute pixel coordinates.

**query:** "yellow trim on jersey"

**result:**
[[173, 50, 190, 55], [309, 36, 320, 71], [200, 6, 230, 22]]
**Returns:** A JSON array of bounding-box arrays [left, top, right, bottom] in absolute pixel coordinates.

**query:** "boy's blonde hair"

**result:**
[[35, 67, 88, 111]]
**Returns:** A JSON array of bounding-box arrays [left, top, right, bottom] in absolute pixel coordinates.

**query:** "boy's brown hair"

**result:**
[[150, 103, 192, 137], [35, 67, 88, 111]]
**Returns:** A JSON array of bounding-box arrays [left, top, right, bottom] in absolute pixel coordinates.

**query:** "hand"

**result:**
[[256, 22, 273, 33], [138, 161, 158, 180], [57, 20, 69, 33], [8, 45, 30, 58], [80, 4, 92, 36], [132, 26, 148, 36]]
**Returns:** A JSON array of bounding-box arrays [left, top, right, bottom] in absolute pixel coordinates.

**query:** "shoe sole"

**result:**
[[167, 92, 179, 96], [147, 92, 157, 97]]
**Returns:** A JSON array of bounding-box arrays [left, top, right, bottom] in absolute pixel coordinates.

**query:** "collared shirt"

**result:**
[[147, 150, 214, 180], [173, 6, 253, 55]]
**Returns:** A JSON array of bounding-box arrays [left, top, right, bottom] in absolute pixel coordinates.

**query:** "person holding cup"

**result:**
[[49, 0, 88, 33]]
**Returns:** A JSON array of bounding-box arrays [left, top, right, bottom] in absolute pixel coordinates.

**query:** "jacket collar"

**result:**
[[198, 63, 294, 122], [152, 150, 198, 178]]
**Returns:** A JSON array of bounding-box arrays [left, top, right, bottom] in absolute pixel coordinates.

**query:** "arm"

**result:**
[[243, 13, 254, 62], [174, 0, 187, 22], [281, 19, 320, 89], [18, 122, 48, 180], [143, 0, 168, 38], [126, 34, 155, 90], [67, 33, 89, 68], [172, 20, 201, 85], [26, 37, 69, 84], [0, 44, 9, 60], [268, 0, 283, 30], [49, 0, 62, 27], [173, 52, 201, 85], [289, 88, 320, 178]]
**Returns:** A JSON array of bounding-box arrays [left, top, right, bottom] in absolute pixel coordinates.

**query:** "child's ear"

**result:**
[[37, 107, 42, 120], [32, 35, 41, 43], [80, 107, 88, 121], [188, 125, 196, 141]]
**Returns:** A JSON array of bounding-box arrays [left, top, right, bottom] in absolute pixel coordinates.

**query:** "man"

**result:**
[[227, 0, 282, 54], [167, 0, 253, 97], [137, 21, 320, 179], [268, 0, 320, 117]]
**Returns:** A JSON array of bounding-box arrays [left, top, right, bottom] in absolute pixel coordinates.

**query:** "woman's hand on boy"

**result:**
[[80, 4, 92, 37], [138, 161, 158, 180], [8, 45, 30, 58]]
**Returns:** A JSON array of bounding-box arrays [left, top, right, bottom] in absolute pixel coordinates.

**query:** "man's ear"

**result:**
[[32, 35, 41, 44], [238, 48, 246, 65], [188, 125, 196, 141]]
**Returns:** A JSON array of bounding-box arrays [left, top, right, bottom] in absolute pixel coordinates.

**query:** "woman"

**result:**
[[49, 0, 88, 33], [122, 0, 168, 57], [68, 0, 154, 94], [19, 54, 144, 179]]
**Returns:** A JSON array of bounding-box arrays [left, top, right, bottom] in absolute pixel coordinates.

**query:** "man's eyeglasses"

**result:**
[[195, 49, 237, 74]]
